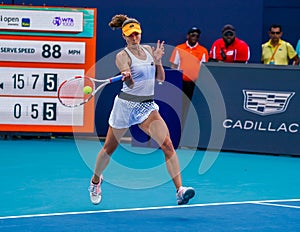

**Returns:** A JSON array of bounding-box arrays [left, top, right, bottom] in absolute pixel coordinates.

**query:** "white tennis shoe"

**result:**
[[88, 175, 103, 205], [176, 186, 195, 205]]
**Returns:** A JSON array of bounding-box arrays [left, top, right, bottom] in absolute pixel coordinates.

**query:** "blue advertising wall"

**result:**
[[181, 63, 300, 156], [263, 0, 300, 48], [9, 0, 300, 64], [3, 0, 300, 155], [11, 0, 264, 62]]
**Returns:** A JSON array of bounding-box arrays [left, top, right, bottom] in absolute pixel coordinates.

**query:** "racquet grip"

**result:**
[[110, 74, 123, 83]]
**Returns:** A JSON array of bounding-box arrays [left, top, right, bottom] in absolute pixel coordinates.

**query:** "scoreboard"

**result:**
[[0, 5, 97, 133]]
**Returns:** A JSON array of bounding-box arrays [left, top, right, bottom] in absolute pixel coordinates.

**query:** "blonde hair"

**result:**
[[108, 14, 140, 30]]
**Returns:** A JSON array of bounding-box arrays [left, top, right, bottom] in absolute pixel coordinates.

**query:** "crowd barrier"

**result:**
[[181, 62, 300, 156], [95, 63, 300, 156]]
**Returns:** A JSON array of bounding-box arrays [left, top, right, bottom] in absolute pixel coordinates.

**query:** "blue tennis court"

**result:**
[[1, 138, 300, 231]]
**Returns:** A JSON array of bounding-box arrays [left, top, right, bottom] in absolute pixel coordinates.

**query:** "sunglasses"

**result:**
[[189, 33, 199, 38], [270, 31, 281, 35], [223, 31, 234, 37]]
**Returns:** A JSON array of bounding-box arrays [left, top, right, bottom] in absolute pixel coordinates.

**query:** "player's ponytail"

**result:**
[[109, 14, 129, 29], [109, 14, 140, 30]]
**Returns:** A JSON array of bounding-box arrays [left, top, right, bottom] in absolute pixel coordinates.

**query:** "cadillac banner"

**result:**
[[181, 62, 300, 156]]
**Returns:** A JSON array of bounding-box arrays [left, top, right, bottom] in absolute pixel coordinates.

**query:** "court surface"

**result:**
[[1, 138, 300, 231]]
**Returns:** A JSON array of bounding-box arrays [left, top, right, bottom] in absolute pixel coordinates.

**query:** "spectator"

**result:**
[[169, 27, 208, 124], [296, 39, 300, 65], [261, 24, 299, 65], [209, 24, 250, 63]]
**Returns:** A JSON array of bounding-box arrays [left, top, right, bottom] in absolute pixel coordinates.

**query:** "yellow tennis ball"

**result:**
[[83, 86, 92, 95]]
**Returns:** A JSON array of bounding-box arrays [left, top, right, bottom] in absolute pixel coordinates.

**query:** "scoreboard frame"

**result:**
[[0, 5, 97, 133]]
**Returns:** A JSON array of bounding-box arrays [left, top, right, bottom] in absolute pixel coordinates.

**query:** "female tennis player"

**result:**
[[88, 14, 195, 205]]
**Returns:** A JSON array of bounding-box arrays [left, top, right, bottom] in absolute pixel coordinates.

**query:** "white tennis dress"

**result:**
[[108, 46, 159, 129]]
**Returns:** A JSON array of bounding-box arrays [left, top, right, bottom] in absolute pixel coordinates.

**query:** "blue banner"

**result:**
[[182, 63, 300, 156]]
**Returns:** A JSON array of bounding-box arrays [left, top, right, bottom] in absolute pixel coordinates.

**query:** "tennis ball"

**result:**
[[83, 86, 92, 95]]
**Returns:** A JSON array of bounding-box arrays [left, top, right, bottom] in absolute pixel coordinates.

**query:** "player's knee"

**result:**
[[161, 137, 174, 154], [103, 143, 117, 156]]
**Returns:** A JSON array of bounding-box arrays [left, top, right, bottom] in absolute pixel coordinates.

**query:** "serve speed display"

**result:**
[[0, 40, 86, 63], [0, 5, 97, 133]]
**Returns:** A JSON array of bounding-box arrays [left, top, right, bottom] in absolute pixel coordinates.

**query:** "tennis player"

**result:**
[[88, 14, 195, 205]]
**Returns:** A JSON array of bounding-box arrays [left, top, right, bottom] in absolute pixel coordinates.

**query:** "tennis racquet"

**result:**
[[58, 74, 123, 108]]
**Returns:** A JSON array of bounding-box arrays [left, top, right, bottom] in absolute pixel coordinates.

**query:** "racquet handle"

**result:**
[[109, 74, 123, 83]]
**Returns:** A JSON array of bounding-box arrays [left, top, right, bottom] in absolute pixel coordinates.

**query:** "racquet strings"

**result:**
[[58, 77, 95, 107]]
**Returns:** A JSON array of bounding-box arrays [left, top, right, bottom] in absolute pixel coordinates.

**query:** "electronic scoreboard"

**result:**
[[0, 5, 97, 133]]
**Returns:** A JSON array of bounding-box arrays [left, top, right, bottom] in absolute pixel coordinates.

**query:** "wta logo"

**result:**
[[52, 17, 74, 27]]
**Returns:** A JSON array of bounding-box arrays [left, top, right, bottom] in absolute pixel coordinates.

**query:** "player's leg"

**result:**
[[139, 110, 195, 204], [92, 126, 127, 182], [139, 110, 182, 187], [89, 126, 127, 204]]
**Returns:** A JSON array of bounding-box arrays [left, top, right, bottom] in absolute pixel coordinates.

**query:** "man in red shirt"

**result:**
[[170, 27, 208, 125], [209, 24, 250, 63]]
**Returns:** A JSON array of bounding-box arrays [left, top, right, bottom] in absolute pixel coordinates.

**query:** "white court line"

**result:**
[[1, 198, 300, 220], [252, 202, 300, 209]]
